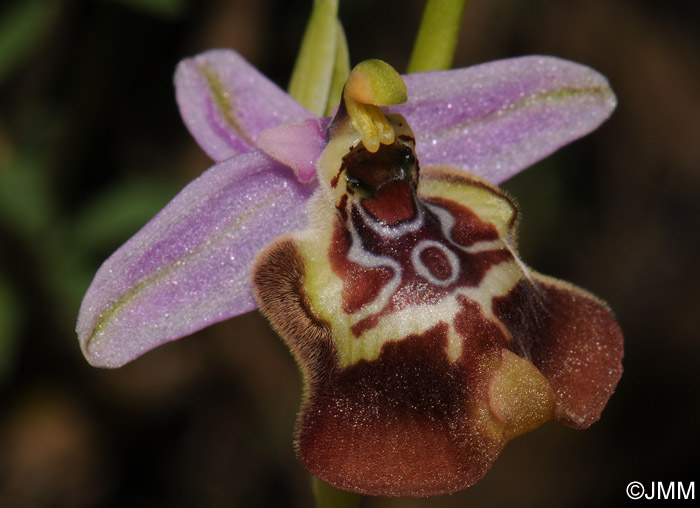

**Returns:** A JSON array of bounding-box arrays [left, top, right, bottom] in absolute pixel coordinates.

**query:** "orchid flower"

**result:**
[[76, 45, 622, 496]]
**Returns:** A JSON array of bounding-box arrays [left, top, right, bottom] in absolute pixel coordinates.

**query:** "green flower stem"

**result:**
[[312, 476, 361, 508], [324, 19, 350, 116], [407, 0, 467, 73], [288, 0, 339, 116]]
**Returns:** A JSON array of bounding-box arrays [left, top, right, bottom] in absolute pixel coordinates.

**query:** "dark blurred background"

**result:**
[[0, 0, 698, 506]]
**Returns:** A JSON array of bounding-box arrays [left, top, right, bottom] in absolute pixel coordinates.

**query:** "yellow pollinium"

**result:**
[[343, 59, 408, 153]]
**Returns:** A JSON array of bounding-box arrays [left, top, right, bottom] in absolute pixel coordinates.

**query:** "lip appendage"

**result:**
[[252, 60, 623, 497]]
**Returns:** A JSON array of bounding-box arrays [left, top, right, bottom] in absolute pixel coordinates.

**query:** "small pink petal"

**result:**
[[258, 118, 329, 183]]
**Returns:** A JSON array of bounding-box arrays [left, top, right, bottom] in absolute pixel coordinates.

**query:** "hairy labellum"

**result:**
[[252, 63, 623, 497]]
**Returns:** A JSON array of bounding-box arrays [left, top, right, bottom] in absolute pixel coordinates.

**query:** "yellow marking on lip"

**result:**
[[488, 349, 555, 440], [300, 159, 528, 368], [419, 170, 517, 240], [338, 259, 523, 366], [299, 211, 525, 367]]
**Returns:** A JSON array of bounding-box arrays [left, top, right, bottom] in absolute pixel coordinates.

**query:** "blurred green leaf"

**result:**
[[312, 476, 361, 508], [0, 153, 53, 237], [0, 0, 57, 84], [72, 176, 180, 252], [0, 273, 21, 380], [108, 0, 188, 18], [41, 176, 178, 306], [41, 223, 100, 317], [52, 177, 181, 315]]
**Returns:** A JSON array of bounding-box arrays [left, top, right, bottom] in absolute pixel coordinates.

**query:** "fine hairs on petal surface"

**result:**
[[77, 151, 315, 368], [394, 55, 616, 184]]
